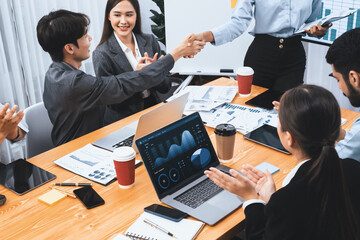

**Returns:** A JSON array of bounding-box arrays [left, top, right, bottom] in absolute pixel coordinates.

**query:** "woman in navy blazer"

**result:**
[[206, 85, 360, 239], [93, 0, 177, 125]]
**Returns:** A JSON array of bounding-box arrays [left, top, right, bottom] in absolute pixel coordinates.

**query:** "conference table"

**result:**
[[1, 78, 359, 240]]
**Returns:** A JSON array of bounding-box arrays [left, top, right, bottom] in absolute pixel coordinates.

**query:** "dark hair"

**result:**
[[36, 10, 90, 62], [326, 28, 360, 83], [98, 0, 142, 47], [279, 85, 359, 239]]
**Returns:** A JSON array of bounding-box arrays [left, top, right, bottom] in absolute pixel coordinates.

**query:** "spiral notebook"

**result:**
[[124, 212, 205, 240]]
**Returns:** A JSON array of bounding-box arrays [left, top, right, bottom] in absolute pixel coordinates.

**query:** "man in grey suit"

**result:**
[[36, 10, 204, 146]]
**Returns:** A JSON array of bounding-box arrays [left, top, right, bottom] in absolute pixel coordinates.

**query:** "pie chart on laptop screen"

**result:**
[[191, 148, 211, 169]]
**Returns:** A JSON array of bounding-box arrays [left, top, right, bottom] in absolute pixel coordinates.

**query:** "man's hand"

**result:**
[[0, 103, 24, 143]]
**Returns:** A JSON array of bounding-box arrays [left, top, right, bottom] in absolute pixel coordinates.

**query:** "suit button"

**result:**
[[279, 39, 284, 43], [279, 44, 283, 49]]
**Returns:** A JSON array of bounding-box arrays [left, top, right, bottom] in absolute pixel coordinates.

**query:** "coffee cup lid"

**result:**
[[236, 66, 254, 76], [214, 124, 236, 136], [113, 146, 136, 161]]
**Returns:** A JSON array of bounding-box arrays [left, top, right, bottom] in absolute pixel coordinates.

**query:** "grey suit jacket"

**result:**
[[44, 55, 174, 146], [93, 33, 172, 125]]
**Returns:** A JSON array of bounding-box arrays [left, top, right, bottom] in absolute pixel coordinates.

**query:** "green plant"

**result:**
[[150, 0, 166, 49]]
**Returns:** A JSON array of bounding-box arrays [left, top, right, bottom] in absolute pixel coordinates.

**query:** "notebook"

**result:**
[[136, 112, 243, 225], [124, 212, 205, 240]]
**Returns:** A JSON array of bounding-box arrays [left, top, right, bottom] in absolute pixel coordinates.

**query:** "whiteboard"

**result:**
[[164, 0, 254, 75], [303, 0, 360, 45]]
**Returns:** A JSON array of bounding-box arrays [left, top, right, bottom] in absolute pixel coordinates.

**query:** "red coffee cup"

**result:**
[[113, 147, 136, 189], [237, 67, 254, 97]]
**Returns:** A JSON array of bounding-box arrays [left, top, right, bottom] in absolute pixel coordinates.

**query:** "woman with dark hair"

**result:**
[[205, 85, 360, 239], [93, 0, 204, 125]]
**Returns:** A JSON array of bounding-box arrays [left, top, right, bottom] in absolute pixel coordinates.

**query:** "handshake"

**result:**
[[170, 32, 210, 61]]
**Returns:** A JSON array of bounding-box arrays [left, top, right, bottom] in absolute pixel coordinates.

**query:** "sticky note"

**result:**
[[255, 162, 280, 175], [38, 189, 67, 205]]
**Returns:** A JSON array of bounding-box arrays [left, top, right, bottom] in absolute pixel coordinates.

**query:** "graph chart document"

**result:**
[[54, 144, 140, 185], [304, 0, 360, 44]]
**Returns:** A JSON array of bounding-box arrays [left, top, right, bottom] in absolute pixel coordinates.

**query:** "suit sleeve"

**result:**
[[245, 203, 266, 240], [71, 54, 175, 111], [149, 34, 172, 93]]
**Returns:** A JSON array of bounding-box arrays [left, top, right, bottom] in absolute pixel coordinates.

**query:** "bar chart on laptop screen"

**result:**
[[303, 0, 360, 45]]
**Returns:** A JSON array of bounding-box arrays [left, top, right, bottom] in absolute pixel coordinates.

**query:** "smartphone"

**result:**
[[144, 204, 188, 222], [73, 187, 105, 209]]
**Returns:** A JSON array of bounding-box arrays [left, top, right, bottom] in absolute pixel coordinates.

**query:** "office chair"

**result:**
[[24, 102, 54, 158]]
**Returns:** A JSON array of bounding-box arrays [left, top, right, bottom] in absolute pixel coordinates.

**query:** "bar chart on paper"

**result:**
[[304, 0, 360, 44]]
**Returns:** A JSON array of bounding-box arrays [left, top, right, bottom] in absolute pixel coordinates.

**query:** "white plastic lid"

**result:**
[[112, 146, 136, 162], [236, 66, 254, 76]]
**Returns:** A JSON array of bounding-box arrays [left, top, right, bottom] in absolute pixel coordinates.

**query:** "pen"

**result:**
[[49, 187, 77, 199], [54, 183, 92, 187], [143, 218, 177, 239]]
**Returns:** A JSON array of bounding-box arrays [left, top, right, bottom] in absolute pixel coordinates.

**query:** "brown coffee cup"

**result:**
[[214, 124, 236, 162], [112, 146, 136, 189]]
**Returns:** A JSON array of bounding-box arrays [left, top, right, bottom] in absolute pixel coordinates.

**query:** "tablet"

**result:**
[[243, 124, 290, 154], [0, 159, 56, 195], [245, 89, 284, 110]]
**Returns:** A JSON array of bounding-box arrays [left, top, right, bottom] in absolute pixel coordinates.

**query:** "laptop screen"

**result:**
[[136, 112, 219, 198]]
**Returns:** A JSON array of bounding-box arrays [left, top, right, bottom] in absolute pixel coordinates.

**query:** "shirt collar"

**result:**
[[282, 159, 311, 187], [114, 32, 139, 54]]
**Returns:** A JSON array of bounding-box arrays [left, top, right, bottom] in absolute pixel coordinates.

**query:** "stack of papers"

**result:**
[[200, 103, 279, 134]]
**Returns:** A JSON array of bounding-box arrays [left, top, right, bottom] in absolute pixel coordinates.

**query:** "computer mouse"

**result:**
[[0, 194, 6, 206]]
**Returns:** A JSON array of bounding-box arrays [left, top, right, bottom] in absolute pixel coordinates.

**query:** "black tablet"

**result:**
[[245, 89, 284, 110], [243, 124, 290, 154], [0, 159, 56, 195]]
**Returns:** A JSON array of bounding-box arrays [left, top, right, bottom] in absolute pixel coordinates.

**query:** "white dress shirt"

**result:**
[[212, 0, 322, 46]]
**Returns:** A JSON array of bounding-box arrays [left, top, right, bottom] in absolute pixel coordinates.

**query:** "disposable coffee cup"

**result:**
[[113, 146, 136, 189], [214, 124, 236, 162], [237, 67, 254, 97]]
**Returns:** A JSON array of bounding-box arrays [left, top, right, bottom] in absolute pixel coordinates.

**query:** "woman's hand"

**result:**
[[204, 167, 257, 201], [305, 23, 332, 36], [272, 101, 280, 111], [135, 52, 159, 71], [241, 164, 276, 203]]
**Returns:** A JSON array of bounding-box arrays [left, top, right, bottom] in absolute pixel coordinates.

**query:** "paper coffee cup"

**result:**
[[237, 67, 254, 97], [214, 124, 236, 162], [113, 147, 136, 189]]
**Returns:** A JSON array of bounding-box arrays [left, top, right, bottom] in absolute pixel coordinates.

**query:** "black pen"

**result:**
[[54, 183, 92, 187], [143, 218, 177, 239]]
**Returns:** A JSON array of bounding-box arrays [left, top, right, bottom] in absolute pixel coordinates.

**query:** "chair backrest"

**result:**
[[24, 102, 54, 158]]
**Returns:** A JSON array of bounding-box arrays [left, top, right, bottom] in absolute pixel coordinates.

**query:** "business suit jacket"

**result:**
[[93, 33, 172, 125], [43, 55, 174, 146], [244, 158, 360, 240]]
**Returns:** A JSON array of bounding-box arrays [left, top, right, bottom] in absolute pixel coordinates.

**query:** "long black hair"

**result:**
[[98, 0, 142, 47], [278, 85, 359, 239]]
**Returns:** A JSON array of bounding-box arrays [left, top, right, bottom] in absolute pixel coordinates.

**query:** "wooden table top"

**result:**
[[1, 78, 359, 240]]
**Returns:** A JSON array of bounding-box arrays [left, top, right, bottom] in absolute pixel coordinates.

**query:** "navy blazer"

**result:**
[[244, 158, 360, 240], [93, 33, 171, 125]]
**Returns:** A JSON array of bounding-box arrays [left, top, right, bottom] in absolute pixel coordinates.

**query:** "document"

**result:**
[[54, 144, 140, 185], [171, 86, 238, 112], [295, 9, 358, 34], [200, 103, 278, 134]]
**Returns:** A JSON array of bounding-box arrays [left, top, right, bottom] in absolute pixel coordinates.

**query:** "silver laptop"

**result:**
[[135, 112, 243, 225], [93, 93, 189, 152]]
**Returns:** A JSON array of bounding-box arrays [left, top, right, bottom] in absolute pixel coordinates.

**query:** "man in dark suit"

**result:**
[[36, 10, 204, 146]]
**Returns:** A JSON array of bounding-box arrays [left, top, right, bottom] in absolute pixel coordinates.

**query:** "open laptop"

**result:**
[[93, 92, 189, 152], [135, 112, 243, 225]]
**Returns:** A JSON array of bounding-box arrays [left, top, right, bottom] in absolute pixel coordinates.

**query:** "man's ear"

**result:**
[[349, 70, 360, 89], [63, 44, 74, 55]]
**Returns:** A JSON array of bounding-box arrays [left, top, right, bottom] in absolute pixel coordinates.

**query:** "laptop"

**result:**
[[135, 112, 243, 225], [93, 92, 189, 152]]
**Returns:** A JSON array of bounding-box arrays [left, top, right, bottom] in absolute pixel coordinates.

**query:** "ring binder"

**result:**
[[125, 233, 155, 240]]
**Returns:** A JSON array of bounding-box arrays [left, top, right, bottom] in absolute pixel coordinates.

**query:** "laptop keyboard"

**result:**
[[112, 135, 135, 148], [174, 178, 223, 209]]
